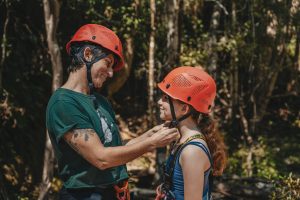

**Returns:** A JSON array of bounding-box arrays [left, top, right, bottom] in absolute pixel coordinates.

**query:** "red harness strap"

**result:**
[[155, 184, 166, 200], [114, 180, 130, 200]]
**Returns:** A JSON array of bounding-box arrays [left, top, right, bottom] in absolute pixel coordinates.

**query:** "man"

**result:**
[[46, 24, 179, 200]]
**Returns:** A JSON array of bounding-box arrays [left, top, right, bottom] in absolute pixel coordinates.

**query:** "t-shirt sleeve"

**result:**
[[48, 100, 93, 143]]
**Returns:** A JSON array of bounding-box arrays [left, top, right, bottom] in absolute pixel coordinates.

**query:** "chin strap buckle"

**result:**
[[169, 120, 178, 128]]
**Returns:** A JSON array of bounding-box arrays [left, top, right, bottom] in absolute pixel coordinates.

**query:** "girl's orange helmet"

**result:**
[[66, 24, 124, 71], [158, 66, 216, 114]]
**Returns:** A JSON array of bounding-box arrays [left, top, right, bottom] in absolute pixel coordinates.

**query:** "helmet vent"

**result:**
[[171, 74, 192, 87], [191, 84, 208, 96], [188, 74, 203, 81]]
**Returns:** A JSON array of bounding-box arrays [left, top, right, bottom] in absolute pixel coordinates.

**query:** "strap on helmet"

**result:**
[[167, 95, 194, 128], [82, 46, 108, 108]]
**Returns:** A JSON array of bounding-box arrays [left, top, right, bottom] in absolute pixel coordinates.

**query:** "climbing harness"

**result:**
[[114, 180, 130, 200], [156, 134, 208, 200]]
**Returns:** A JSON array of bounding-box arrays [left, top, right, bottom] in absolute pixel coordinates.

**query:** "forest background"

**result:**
[[0, 0, 299, 199]]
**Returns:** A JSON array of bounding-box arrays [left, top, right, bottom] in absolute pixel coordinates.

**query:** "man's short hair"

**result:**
[[67, 42, 109, 73]]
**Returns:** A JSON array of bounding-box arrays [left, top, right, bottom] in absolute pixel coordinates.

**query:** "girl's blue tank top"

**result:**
[[166, 141, 212, 200]]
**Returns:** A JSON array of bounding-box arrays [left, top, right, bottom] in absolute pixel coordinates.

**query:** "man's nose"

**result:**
[[107, 67, 113, 77], [157, 98, 162, 104]]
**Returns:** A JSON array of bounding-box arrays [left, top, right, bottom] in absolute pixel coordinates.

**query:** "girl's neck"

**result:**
[[177, 118, 201, 144]]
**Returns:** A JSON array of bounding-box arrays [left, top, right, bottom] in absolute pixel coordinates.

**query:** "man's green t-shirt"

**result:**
[[46, 88, 128, 189]]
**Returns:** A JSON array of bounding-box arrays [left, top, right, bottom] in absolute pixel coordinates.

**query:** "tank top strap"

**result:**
[[176, 141, 213, 167], [173, 140, 213, 199]]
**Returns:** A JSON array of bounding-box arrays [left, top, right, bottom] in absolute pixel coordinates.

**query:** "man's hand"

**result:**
[[149, 126, 179, 148], [145, 123, 165, 137], [126, 123, 171, 146], [145, 122, 171, 137]]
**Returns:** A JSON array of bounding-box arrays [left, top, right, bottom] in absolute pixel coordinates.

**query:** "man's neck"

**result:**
[[62, 70, 89, 94]]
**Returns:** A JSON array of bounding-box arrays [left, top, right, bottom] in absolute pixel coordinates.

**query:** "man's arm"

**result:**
[[125, 123, 166, 146], [64, 127, 178, 170]]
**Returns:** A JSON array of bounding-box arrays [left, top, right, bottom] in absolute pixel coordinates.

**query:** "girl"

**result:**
[[155, 66, 227, 200]]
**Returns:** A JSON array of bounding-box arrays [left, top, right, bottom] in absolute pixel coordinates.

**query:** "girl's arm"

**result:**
[[180, 145, 211, 200]]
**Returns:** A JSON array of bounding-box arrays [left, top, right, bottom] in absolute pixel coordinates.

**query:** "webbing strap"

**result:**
[[167, 96, 178, 128], [114, 180, 130, 200], [84, 52, 108, 108], [167, 95, 194, 129], [163, 134, 205, 191], [209, 173, 213, 199]]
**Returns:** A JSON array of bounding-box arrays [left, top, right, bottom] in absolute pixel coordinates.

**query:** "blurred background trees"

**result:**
[[0, 0, 299, 199]]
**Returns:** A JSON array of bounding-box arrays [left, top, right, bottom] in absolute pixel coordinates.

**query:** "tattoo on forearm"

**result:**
[[66, 129, 96, 153]]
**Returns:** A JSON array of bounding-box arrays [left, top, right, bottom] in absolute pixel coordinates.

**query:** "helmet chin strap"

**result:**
[[167, 95, 194, 145], [83, 51, 108, 108], [167, 95, 194, 128]]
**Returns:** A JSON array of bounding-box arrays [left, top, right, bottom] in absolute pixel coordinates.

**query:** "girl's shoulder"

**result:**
[[178, 139, 211, 169], [179, 138, 209, 155], [179, 140, 209, 159]]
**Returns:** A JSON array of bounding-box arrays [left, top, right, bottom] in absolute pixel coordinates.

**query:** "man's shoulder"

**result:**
[[47, 89, 76, 112], [48, 88, 88, 104]]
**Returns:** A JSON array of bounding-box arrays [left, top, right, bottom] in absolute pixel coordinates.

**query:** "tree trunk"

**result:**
[[44, 0, 63, 91], [148, 0, 156, 126], [39, 0, 62, 199], [0, 0, 10, 91], [207, 1, 221, 76], [229, 0, 241, 140], [206, 0, 221, 119], [256, 4, 292, 123], [291, 26, 300, 92], [231, 0, 254, 176], [165, 0, 181, 69]]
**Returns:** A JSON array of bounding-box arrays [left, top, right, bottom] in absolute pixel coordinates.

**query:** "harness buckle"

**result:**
[[114, 180, 130, 200]]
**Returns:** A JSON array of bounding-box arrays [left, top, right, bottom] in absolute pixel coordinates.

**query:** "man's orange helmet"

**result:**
[[158, 66, 216, 114], [66, 24, 124, 71]]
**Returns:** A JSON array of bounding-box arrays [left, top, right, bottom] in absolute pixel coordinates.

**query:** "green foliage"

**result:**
[[227, 136, 280, 179], [254, 137, 279, 179], [1, 0, 299, 198], [271, 173, 300, 200]]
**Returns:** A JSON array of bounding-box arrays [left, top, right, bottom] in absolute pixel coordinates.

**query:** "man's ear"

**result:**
[[83, 47, 93, 62]]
